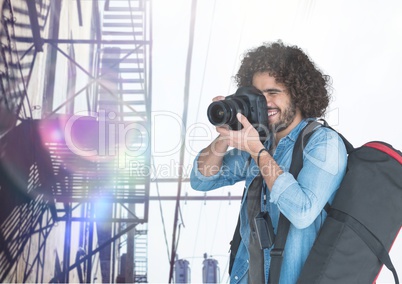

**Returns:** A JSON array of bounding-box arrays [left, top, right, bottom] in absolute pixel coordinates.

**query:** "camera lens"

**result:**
[[207, 98, 247, 130], [207, 101, 233, 126], [206, 86, 267, 134]]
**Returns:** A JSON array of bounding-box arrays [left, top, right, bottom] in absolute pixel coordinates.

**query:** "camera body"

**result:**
[[207, 86, 269, 139]]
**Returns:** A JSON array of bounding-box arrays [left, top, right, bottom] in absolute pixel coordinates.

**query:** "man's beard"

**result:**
[[268, 101, 297, 134]]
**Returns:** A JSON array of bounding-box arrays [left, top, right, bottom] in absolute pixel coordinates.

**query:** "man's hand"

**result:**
[[212, 95, 225, 102], [216, 113, 264, 156]]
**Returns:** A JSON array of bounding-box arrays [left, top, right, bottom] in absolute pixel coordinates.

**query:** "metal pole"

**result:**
[[126, 204, 135, 283], [86, 203, 94, 283], [169, 0, 198, 281], [63, 203, 72, 283], [25, 0, 44, 51]]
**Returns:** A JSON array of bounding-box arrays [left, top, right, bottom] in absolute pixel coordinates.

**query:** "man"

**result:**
[[190, 41, 347, 284]]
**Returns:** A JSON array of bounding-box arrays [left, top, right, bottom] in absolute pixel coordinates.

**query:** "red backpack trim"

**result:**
[[364, 142, 402, 165]]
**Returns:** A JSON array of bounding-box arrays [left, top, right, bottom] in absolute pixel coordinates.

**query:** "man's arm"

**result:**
[[190, 133, 249, 191], [269, 129, 347, 229], [251, 148, 283, 190], [197, 135, 229, 177]]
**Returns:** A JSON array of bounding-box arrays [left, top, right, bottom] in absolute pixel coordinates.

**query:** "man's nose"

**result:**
[[264, 96, 273, 106]]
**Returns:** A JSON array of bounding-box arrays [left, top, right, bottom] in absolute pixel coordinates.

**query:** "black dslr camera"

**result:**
[[207, 86, 269, 139]]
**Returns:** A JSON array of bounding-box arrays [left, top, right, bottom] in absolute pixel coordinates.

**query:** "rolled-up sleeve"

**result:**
[[190, 148, 250, 191], [269, 128, 347, 229]]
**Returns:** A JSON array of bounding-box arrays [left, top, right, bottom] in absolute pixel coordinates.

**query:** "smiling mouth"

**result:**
[[268, 109, 279, 117]]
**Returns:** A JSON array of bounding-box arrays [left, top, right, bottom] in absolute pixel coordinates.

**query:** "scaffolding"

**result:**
[[0, 0, 152, 282]]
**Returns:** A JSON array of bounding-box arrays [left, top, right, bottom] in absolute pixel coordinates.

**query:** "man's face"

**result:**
[[252, 72, 302, 136]]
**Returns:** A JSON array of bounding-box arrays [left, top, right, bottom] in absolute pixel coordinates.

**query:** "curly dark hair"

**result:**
[[234, 41, 332, 118]]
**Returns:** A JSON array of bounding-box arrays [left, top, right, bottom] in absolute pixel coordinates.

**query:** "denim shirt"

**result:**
[[190, 119, 347, 284]]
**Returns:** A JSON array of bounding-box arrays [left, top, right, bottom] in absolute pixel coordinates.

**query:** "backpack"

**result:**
[[228, 120, 402, 284], [297, 121, 402, 284]]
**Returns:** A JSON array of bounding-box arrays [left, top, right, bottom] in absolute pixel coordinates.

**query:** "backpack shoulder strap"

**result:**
[[319, 119, 354, 215], [289, 120, 323, 176], [329, 209, 400, 284], [269, 120, 322, 283], [319, 118, 355, 154]]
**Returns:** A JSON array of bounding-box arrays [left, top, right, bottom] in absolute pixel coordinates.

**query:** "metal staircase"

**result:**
[[97, 0, 151, 282], [0, 0, 152, 282], [134, 224, 148, 282], [36, 0, 152, 281], [98, 0, 149, 122]]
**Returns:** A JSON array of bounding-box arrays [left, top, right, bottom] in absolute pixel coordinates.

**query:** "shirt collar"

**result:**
[[279, 118, 317, 142], [264, 118, 316, 147], [287, 118, 311, 142]]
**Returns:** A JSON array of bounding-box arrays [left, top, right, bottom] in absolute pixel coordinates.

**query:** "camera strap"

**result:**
[[247, 173, 266, 284]]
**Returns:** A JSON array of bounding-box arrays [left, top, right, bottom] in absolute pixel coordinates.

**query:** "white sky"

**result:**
[[148, 0, 402, 283]]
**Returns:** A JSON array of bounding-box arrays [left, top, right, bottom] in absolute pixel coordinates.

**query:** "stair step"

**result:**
[[99, 89, 145, 94], [120, 68, 145, 73], [100, 49, 144, 55], [102, 31, 143, 36], [98, 100, 146, 106], [104, 14, 143, 20], [103, 22, 143, 28], [123, 100, 147, 105], [135, 246, 147, 250], [115, 78, 145, 83], [100, 59, 144, 65], [100, 48, 143, 54], [105, 7, 144, 12], [122, 112, 147, 117], [116, 77, 144, 84], [100, 67, 144, 73]]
